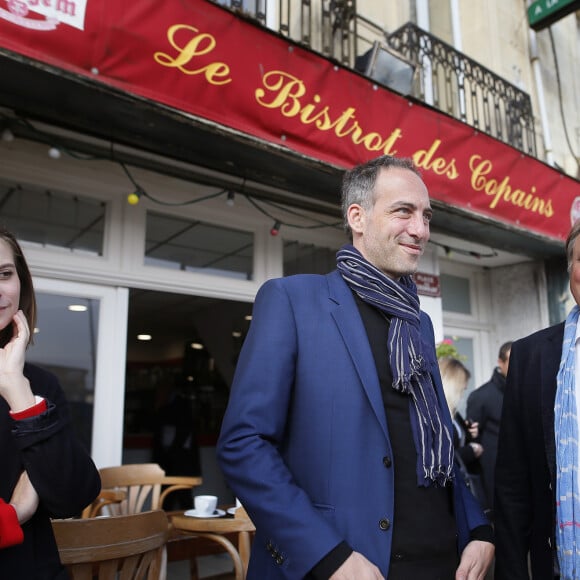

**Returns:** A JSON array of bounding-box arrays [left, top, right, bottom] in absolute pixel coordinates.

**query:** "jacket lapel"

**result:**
[[542, 322, 565, 486], [326, 271, 389, 440]]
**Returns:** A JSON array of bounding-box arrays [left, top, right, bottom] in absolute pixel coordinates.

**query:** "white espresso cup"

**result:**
[[194, 495, 218, 516]]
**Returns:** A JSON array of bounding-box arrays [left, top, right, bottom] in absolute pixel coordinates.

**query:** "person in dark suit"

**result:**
[[495, 219, 580, 579], [218, 155, 494, 579], [466, 341, 511, 517]]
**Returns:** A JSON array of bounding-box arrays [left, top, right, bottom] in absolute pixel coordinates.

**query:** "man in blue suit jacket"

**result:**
[[218, 155, 494, 579]]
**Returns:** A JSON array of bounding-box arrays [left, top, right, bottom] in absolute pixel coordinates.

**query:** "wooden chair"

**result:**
[[94, 463, 202, 516], [52, 509, 169, 580], [88, 463, 203, 580], [81, 488, 127, 519]]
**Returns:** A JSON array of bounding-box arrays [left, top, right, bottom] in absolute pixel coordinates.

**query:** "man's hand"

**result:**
[[329, 552, 385, 579], [10, 470, 39, 525], [456, 540, 494, 580], [466, 421, 479, 440]]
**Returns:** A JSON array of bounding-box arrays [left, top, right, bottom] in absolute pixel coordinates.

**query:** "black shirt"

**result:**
[[356, 297, 459, 571]]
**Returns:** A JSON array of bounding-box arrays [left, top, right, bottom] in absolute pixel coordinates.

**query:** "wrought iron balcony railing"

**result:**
[[212, 0, 537, 157], [387, 23, 536, 156]]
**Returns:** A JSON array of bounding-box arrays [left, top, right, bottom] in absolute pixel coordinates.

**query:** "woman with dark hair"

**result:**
[[0, 227, 100, 577]]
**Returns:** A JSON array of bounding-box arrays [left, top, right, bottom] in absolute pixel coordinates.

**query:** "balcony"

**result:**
[[213, 0, 536, 156]]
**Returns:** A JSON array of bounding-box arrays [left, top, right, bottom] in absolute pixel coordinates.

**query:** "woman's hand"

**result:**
[[0, 311, 35, 412], [10, 471, 39, 525]]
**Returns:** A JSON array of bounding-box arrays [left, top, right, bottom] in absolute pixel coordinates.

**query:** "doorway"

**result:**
[[123, 288, 253, 503]]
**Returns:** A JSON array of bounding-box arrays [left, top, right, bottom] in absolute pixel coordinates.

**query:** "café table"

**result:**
[[169, 506, 255, 580]]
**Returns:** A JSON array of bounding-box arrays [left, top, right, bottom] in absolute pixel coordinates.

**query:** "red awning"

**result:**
[[0, 0, 578, 243]]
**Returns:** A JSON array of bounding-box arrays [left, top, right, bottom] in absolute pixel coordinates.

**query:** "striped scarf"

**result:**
[[555, 304, 580, 578], [336, 245, 453, 487]]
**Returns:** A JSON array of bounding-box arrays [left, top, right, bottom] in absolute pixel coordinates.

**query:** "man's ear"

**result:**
[[347, 204, 365, 234]]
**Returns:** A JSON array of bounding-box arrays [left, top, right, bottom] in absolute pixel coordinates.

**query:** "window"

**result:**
[[27, 292, 100, 452], [440, 273, 471, 315], [283, 239, 338, 276], [0, 179, 105, 255], [145, 212, 254, 280]]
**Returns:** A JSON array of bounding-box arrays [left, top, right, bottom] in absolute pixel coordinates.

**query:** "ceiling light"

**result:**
[[68, 304, 87, 312], [190, 341, 204, 350], [137, 334, 152, 341], [244, 315, 252, 321], [232, 330, 242, 338]]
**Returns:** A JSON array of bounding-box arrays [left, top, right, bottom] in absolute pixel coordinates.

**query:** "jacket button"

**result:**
[[379, 518, 391, 530], [383, 456, 392, 468], [276, 555, 284, 565]]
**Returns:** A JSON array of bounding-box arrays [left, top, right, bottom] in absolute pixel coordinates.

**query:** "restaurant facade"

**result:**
[[0, 0, 579, 494]]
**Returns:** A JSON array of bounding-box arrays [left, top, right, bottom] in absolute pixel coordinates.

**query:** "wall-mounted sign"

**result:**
[[414, 272, 441, 298], [528, 0, 580, 31]]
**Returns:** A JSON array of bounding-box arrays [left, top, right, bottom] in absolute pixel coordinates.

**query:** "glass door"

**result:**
[[27, 277, 128, 468]]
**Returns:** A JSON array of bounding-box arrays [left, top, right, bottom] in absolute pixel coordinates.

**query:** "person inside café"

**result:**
[[0, 226, 101, 578], [218, 155, 494, 579]]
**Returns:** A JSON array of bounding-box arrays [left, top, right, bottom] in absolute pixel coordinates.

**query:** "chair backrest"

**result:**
[[52, 509, 169, 580], [81, 489, 127, 519], [96, 463, 202, 516]]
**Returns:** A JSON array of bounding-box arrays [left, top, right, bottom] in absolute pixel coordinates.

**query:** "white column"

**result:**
[[415, 0, 434, 105]]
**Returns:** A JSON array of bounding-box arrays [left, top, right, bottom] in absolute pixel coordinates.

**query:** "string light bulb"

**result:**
[[127, 189, 142, 205], [48, 146, 61, 159], [1, 127, 14, 142], [270, 220, 281, 236]]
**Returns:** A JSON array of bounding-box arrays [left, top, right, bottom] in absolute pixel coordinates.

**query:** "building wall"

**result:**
[[488, 260, 550, 350], [358, 1, 413, 33], [535, 14, 580, 175], [353, 0, 580, 178]]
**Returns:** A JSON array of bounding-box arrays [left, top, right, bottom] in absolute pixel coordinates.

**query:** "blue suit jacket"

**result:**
[[218, 271, 488, 579]]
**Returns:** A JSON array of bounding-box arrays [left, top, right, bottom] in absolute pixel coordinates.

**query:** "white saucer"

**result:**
[[226, 507, 239, 515], [184, 508, 226, 518]]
